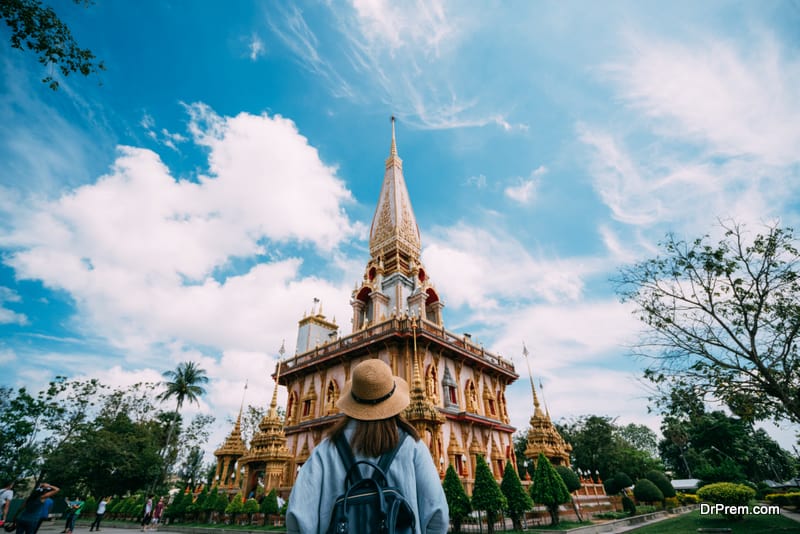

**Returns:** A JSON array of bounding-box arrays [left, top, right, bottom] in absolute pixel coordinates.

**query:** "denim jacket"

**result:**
[[286, 421, 449, 534]]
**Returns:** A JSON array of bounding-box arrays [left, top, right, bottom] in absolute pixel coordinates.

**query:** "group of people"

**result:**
[[0, 485, 115, 534], [0, 482, 59, 534], [140, 495, 165, 532]]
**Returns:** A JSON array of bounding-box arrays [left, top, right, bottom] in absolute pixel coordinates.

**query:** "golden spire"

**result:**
[[410, 315, 424, 397], [523, 342, 544, 417], [269, 340, 285, 416], [369, 117, 421, 269], [235, 380, 248, 433]]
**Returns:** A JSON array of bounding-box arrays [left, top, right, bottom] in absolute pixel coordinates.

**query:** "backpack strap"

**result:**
[[377, 429, 407, 474], [333, 432, 361, 483]]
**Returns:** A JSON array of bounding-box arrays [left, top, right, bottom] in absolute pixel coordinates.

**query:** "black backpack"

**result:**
[[326, 431, 416, 534]]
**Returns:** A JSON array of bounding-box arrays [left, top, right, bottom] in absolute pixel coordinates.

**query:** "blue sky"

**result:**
[[2, 1, 799, 453]]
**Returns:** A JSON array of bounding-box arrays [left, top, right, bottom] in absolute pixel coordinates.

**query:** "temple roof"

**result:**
[[368, 118, 421, 265]]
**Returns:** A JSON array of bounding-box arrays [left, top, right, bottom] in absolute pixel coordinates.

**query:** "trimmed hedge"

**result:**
[[765, 492, 800, 508], [697, 482, 755, 520], [677, 493, 700, 505]]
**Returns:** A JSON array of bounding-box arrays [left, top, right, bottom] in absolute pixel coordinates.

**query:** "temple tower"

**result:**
[[239, 344, 293, 497], [278, 119, 519, 494], [522, 345, 572, 467], [213, 407, 246, 494]]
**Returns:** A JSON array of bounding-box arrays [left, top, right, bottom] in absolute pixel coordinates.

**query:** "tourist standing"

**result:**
[[34, 496, 53, 534], [147, 497, 164, 531], [64, 498, 83, 534], [15, 484, 60, 534], [140, 495, 153, 531], [89, 497, 110, 532], [0, 480, 13, 527], [286, 358, 448, 534]]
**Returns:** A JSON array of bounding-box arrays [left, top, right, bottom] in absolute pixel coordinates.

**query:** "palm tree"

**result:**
[[157, 361, 209, 479]]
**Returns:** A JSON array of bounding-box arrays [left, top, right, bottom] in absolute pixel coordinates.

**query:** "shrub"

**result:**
[[677, 493, 700, 505], [471, 456, 506, 534], [442, 465, 471, 534], [224, 494, 244, 514], [605, 472, 633, 495], [633, 479, 663, 504], [555, 466, 581, 493], [500, 462, 532, 531], [664, 497, 679, 509], [242, 498, 259, 515], [621, 495, 636, 516], [260, 489, 279, 515], [765, 492, 800, 508], [645, 470, 676, 501], [697, 482, 756, 520], [529, 453, 571, 526]]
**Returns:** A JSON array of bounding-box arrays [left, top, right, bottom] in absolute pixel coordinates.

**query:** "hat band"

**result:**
[[351, 383, 396, 405]]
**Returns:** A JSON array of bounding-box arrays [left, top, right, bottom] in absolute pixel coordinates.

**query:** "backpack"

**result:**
[[326, 431, 416, 534]]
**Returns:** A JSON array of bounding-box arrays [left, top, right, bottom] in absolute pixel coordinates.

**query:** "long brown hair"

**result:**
[[328, 414, 420, 458]]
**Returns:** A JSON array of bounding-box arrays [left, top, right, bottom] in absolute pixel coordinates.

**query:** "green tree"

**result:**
[[0, 386, 48, 481], [442, 465, 470, 534], [470, 456, 506, 534], [633, 478, 663, 504], [555, 465, 583, 522], [242, 498, 258, 523], [530, 453, 571, 526], [260, 489, 278, 515], [604, 472, 633, 495], [616, 222, 800, 423], [500, 461, 532, 531], [201, 487, 220, 523], [156, 362, 209, 483], [645, 470, 675, 505], [0, 0, 104, 89]]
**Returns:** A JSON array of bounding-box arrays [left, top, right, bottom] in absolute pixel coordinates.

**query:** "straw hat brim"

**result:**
[[337, 376, 410, 421]]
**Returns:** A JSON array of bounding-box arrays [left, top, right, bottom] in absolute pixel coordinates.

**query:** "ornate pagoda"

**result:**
[[238, 344, 293, 497], [276, 119, 519, 494], [522, 346, 572, 467], [213, 406, 246, 493]]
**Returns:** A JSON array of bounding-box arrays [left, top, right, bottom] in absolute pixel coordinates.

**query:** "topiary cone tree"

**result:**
[[500, 461, 533, 530], [260, 489, 279, 516], [633, 478, 663, 506], [442, 464, 471, 534], [471, 456, 507, 534], [556, 465, 583, 522], [530, 453, 572, 526], [645, 470, 675, 507]]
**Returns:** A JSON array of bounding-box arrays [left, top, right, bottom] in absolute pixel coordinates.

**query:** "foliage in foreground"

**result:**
[[697, 482, 756, 520]]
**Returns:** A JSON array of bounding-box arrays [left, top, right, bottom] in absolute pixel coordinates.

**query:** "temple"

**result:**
[[213, 120, 578, 498]]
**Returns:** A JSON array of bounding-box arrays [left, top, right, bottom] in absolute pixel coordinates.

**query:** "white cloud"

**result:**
[[0, 104, 358, 358], [0, 287, 28, 325], [248, 34, 266, 61], [423, 222, 603, 310], [583, 32, 800, 233], [610, 34, 800, 167], [504, 179, 537, 205]]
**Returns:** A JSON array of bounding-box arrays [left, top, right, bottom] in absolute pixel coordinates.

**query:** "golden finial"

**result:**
[[523, 342, 543, 416], [269, 341, 285, 414], [390, 115, 398, 158]]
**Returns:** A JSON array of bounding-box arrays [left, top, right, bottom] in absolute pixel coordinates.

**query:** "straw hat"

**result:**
[[336, 359, 409, 421]]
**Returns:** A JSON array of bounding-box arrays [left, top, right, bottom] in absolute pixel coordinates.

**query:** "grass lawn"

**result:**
[[629, 509, 799, 533]]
